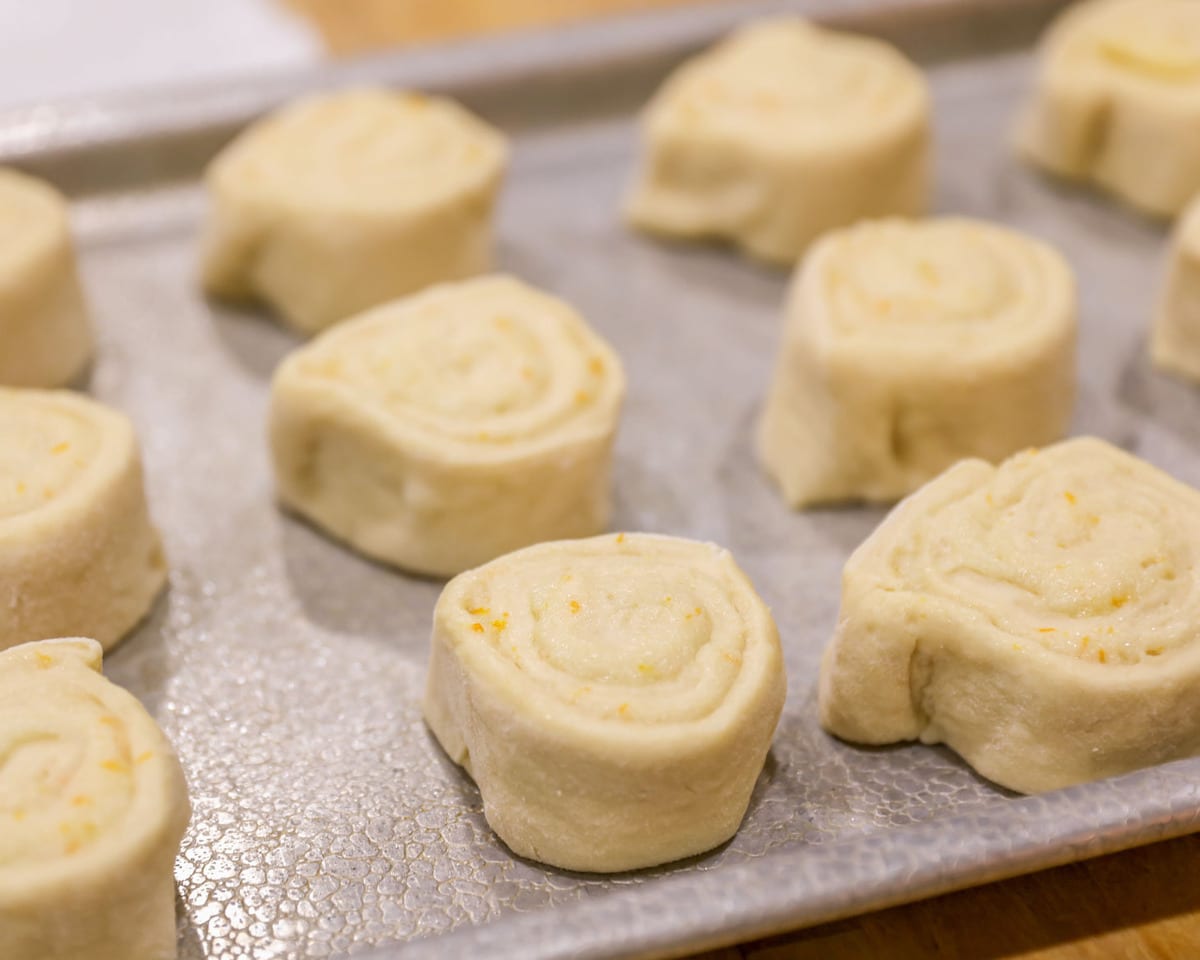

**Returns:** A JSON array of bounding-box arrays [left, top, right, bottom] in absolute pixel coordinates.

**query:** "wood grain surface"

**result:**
[[689, 833, 1200, 959], [283, 1, 1200, 957], [284, 0, 720, 53]]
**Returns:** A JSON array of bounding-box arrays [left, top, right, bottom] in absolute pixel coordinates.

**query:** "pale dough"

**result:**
[[0, 169, 91, 387], [270, 274, 625, 576], [424, 533, 786, 872], [201, 88, 508, 335], [626, 17, 929, 264], [1018, 0, 1200, 217], [819, 437, 1200, 794], [758, 217, 1076, 507], [0, 389, 166, 651], [0, 638, 191, 960], [1152, 194, 1200, 381]]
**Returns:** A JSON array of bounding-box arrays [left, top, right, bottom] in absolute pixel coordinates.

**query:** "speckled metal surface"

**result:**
[[9, 0, 1200, 957]]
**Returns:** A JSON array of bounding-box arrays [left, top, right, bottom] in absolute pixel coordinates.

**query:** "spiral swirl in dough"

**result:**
[[820, 438, 1200, 793], [0, 639, 190, 960], [270, 275, 625, 576], [0, 169, 91, 387], [424, 533, 786, 872], [0, 389, 166, 651], [758, 217, 1076, 508], [626, 17, 928, 263], [1018, 0, 1200, 216], [200, 88, 508, 334]]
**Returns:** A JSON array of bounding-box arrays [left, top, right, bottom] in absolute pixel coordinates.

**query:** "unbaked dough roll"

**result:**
[[626, 17, 929, 264], [0, 169, 91, 387], [270, 274, 625, 576], [820, 437, 1200, 794], [0, 389, 166, 651], [424, 533, 786, 872], [1018, 0, 1200, 217], [758, 217, 1076, 508], [0, 638, 191, 960], [1152, 194, 1200, 381], [201, 88, 508, 335]]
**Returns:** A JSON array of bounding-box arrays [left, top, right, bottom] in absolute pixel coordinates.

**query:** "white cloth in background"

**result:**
[[0, 0, 320, 108]]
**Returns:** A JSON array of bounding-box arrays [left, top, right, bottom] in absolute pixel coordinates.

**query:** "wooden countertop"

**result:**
[[282, 1, 1200, 957]]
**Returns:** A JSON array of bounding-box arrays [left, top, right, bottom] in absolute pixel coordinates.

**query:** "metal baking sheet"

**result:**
[[6, 1, 1200, 958]]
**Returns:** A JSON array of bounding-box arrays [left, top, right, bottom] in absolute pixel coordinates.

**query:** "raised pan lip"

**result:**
[[386, 755, 1200, 960], [0, 0, 1059, 167]]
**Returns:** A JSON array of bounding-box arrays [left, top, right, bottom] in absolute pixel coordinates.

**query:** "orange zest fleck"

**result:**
[[71, 795, 92, 807], [615, 533, 626, 544], [574, 390, 590, 405], [99, 716, 120, 728], [1111, 594, 1129, 609], [467, 606, 489, 616], [34, 652, 55, 669], [1037, 627, 1056, 633], [1063, 491, 1077, 505], [100, 760, 127, 774], [51, 442, 70, 455], [588, 357, 605, 376], [135, 751, 154, 765], [1147, 647, 1164, 656], [11, 809, 25, 821], [618, 703, 630, 717], [1098, 649, 1108, 664], [492, 619, 507, 632], [470, 623, 484, 633], [569, 600, 581, 614]]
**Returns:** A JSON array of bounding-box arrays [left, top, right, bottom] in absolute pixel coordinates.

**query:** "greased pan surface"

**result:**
[[7, 1, 1200, 958]]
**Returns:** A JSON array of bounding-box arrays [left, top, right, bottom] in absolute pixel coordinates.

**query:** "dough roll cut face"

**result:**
[[200, 88, 508, 335], [0, 169, 92, 387], [1151, 194, 1200, 382], [0, 388, 166, 651], [270, 275, 625, 577], [424, 533, 786, 872], [625, 17, 929, 264], [757, 217, 1076, 508], [820, 438, 1200, 794], [0, 638, 190, 960], [1017, 0, 1200, 217]]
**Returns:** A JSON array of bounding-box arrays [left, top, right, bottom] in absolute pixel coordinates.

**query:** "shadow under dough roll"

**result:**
[[424, 533, 786, 872], [820, 438, 1200, 793]]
